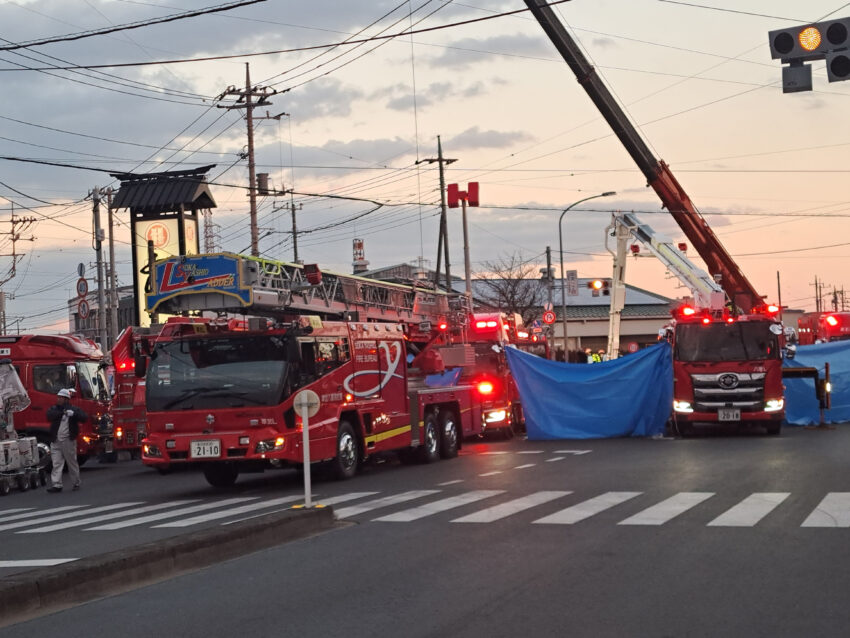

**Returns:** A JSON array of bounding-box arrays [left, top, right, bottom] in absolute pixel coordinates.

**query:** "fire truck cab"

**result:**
[[0, 334, 112, 464]]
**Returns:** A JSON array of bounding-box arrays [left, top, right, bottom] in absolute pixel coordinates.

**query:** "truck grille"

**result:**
[[690, 372, 765, 410]]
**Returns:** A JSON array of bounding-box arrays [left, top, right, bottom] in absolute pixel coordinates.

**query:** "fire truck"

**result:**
[[111, 326, 161, 458], [139, 253, 486, 487], [526, 1, 788, 434], [0, 334, 112, 464], [797, 312, 850, 345]]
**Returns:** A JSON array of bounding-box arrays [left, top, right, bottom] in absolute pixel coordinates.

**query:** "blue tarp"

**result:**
[[783, 341, 850, 425], [505, 343, 673, 440]]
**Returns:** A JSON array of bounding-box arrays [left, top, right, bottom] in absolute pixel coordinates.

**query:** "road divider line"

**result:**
[[479, 471, 502, 477], [374, 490, 504, 522], [546, 457, 565, 463], [452, 491, 572, 523], [553, 450, 592, 455], [514, 464, 536, 469], [708, 493, 790, 527], [533, 492, 642, 525]]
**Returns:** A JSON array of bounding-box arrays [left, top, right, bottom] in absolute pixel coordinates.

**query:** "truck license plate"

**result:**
[[718, 408, 740, 422], [190, 440, 221, 458]]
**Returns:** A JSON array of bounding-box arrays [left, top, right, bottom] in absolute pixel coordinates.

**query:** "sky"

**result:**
[[1, 0, 850, 333]]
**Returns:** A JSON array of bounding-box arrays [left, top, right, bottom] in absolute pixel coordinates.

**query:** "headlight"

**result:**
[[255, 437, 285, 453], [143, 443, 162, 458], [673, 400, 693, 413], [765, 399, 784, 412]]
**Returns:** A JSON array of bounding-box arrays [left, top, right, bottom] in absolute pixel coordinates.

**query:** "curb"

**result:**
[[0, 505, 335, 627]]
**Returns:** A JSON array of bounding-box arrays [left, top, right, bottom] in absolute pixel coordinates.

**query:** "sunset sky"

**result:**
[[2, 0, 849, 331]]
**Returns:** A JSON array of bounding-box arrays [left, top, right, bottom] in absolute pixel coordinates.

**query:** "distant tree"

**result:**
[[474, 253, 548, 325]]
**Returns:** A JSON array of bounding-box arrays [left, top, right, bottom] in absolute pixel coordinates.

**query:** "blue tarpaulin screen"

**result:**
[[505, 343, 673, 440], [783, 341, 850, 425]]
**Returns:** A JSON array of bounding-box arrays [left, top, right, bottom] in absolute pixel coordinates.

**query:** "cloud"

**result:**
[[446, 126, 533, 150], [425, 34, 553, 70]]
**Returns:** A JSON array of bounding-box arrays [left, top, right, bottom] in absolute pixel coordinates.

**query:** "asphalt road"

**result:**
[[3, 426, 850, 636]]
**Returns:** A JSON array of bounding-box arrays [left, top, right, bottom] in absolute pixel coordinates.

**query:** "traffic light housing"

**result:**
[[768, 19, 850, 91], [587, 279, 610, 297]]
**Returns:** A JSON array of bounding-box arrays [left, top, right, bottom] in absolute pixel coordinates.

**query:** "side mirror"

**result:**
[[784, 344, 797, 360]]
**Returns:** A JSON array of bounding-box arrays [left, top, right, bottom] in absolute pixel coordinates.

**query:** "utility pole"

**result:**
[[216, 63, 276, 257], [0, 207, 36, 333], [416, 136, 456, 291], [106, 188, 118, 350], [90, 188, 108, 351]]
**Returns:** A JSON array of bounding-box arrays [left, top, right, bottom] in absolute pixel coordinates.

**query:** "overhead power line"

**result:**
[[0, 0, 266, 51]]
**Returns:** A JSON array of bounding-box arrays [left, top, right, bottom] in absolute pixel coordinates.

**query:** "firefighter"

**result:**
[[46, 389, 88, 493]]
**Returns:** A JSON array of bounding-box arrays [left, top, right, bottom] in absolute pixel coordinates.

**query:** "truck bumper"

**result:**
[[141, 429, 297, 467]]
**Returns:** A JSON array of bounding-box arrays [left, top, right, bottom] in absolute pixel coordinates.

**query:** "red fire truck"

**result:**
[[111, 326, 161, 458], [140, 253, 484, 487], [797, 312, 850, 345], [526, 1, 789, 434], [0, 334, 112, 464]]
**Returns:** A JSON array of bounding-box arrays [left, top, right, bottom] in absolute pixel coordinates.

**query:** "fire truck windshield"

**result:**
[[675, 322, 780, 362], [76, 361, 109, 401], [146, 335, 290, 411]]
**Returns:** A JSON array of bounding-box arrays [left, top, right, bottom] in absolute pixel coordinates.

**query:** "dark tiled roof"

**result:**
[[111, 166, 217, 213], [563, 304, 672, 320]]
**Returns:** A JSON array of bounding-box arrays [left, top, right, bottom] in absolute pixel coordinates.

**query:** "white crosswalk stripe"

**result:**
[[86, 497, 258, 530], [533, 492, 642, 525], [801, 493, 850, 527], [334, 490, 440, 519], [618, 492, 715, 526], [0, 505, 86, 524], [0, 508, 35, 516], [374, 490, 504, 522], [453, 491, 572, 523], [707, 493, 790, 527], [155, 495, 307, 528], [0, 503, 144, 532], [19, 500, 199, 534]]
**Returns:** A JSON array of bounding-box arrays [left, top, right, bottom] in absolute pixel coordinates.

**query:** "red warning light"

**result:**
[[477, 381, 494, 395], [681, 306, 696, 316], [826, 315, 839, 327]]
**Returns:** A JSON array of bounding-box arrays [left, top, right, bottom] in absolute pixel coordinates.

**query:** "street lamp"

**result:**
[[559, 191, 616, 359]]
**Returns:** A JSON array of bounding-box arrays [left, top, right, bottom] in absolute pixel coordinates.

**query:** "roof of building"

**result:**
[[110, 166, 217, 213]]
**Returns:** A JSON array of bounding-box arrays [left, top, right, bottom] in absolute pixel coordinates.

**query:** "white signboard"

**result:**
[[566, 270, 579, 296]]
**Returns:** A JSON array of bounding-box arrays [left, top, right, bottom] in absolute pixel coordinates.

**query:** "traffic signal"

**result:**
[[586, 279, 610, 297], [768, 18, 850, 91]]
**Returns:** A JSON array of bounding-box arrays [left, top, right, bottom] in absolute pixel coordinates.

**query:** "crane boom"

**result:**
[[524, 0, 764, 312]]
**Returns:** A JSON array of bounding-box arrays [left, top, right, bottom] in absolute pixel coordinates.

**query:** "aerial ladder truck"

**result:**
[[525, 1, 789, 434], [139, 252, 487, 487]]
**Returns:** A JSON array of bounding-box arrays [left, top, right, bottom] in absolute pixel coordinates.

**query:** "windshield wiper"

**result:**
[[160, 386, 220, 410]]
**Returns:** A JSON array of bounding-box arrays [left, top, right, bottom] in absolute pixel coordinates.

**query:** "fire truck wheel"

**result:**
[[0, 478, 10, 496], [419, 414, 440, 464], [439, 411, 459, 459], [333, 421, 359, 480], [203, 463, 239, 488]]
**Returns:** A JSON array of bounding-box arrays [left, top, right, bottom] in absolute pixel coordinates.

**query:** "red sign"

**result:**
[[77, 299, 90, 320], [76, 277, 88, 299], [542, 310, 557, 324], [627, 342, 639, 353]]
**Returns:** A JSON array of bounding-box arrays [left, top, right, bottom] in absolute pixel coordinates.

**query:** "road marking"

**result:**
[[438, 480, 464, 486], [0, 503, 144, 532], [618, 492, 714, 526], [0, 505, 86, 523], [0, 559, 77, 568], [155, 495, 307, 528], [553, 450, 592, 455], [87, 498, 258, 530], [533, 492, 642, 525], [546, 457, 565, 463], [707, 493, 790, 527], [374, 490, 504, 522], [514, 464, 536, 469], [802, 493, 850, 527], [452, 491, 572, 523], [479, 471, 502, 477], [221, 493, 378, 525], [0, 508, 35, 516], [517, 450, 545, 454], [334, 490, 440, 519], [481, 451, 510, 455], [19, 501, 200, 534]]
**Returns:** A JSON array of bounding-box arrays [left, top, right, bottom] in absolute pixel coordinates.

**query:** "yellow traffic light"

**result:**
[[589, 279, 603, 290], [799, 26, 822, 51]]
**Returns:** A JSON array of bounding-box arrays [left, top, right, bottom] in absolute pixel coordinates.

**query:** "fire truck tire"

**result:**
[[0, 478, 10, 496], [419, 414, 440, 464], [203, 463, 239, 488], [439, 411, 459, 459], [332, 421, 360, 480]]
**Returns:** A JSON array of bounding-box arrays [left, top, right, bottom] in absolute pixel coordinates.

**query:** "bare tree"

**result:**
[[474, 253, 547, 325]]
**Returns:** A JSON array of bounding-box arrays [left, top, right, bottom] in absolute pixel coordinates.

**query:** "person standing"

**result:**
[[46, 388, 88, 493]]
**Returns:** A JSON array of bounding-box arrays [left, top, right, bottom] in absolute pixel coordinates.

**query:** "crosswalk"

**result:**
[[3, 489, 850, 534]]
